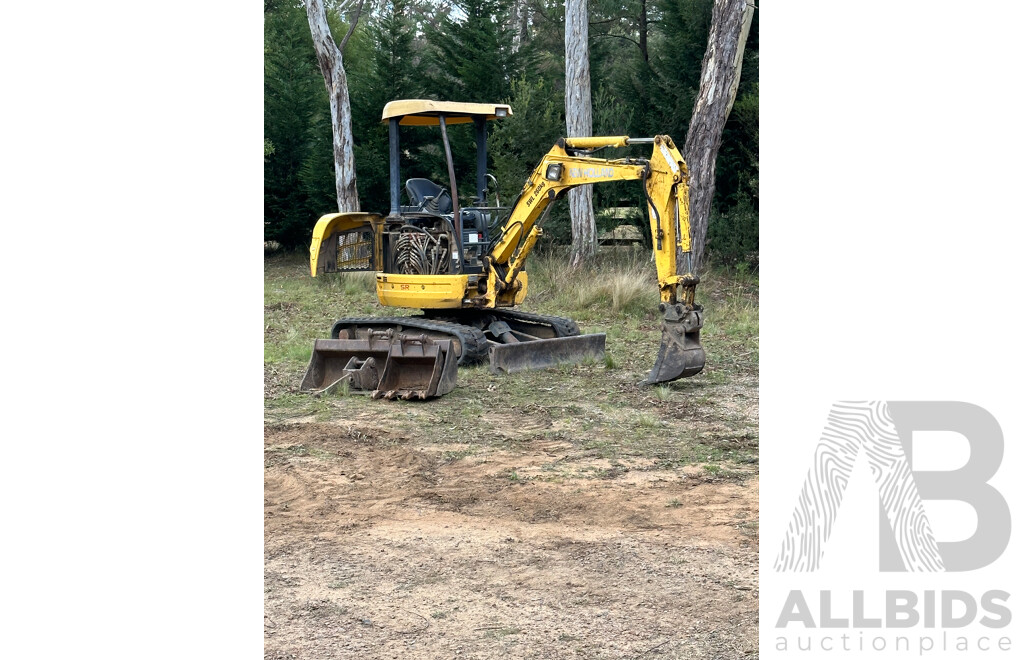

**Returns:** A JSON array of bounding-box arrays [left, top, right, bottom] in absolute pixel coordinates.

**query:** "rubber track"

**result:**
[[490, 308, 581, 338], [423, 308, 582, 339], [329, 316, 490, 365]]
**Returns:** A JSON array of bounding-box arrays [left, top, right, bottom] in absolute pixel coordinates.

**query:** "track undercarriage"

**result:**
[[299, 309, 607, 399]]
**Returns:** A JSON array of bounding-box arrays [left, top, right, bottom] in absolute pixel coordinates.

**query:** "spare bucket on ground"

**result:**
[[299, 331, 458, 400]]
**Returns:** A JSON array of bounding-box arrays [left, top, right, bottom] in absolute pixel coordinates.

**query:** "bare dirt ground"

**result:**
[[264, 253, 759, 657], [265, 421, 758, 659]]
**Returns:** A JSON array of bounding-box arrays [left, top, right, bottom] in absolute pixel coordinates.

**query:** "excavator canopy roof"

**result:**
[[381, 100, 513, 126]]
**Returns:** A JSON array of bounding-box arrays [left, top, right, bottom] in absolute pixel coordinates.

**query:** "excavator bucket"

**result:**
[[299, 337, 391, 393], [373, 336, 458, 400], [488, 333, 606, 374], [642, 304, 706, 385], [300, 331, 458, 399]]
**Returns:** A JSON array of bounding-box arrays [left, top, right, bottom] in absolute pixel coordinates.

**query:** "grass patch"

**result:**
[[264, 248, 758, 472], [633, 412, 662, 430], [441, 447, 478, 462], [264, 328, 314, 365], [315, 271, 376, 296]]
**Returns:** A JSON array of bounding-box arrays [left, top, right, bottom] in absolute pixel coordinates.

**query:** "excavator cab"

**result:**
[[308, 101, 511, 280], [379, 100, 511, 279]]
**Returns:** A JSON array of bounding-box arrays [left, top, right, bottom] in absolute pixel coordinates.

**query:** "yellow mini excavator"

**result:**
[[300, 100, 705, 399]]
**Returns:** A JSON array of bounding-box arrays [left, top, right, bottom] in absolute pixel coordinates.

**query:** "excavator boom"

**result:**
[[481, 134, 704, 383]]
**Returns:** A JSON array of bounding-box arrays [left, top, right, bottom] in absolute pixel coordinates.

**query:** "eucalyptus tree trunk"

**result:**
[[305, 0, 361, 212], [684, 0, 754, 271], [638, 0, 649, 63], [513, 0, 530, 51], [564, 0, 596, 268]]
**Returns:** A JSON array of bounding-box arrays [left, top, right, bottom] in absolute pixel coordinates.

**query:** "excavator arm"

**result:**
[[481, 135, 697, 310], [481, 135, 705, 382]]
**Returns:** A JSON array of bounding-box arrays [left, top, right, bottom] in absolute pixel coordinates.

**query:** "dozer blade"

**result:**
[[642, 304, 705, 385], [372, 335, 458, 400], [299, 337, 392, 393], [489, 333, 606, 375]]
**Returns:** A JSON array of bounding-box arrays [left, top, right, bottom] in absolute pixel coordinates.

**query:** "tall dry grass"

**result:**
[[315, 270, 377, 296], [524, 248, 661, 320]]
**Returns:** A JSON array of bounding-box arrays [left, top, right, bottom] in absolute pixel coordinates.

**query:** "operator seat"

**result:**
[[405, 178, 452, 214]]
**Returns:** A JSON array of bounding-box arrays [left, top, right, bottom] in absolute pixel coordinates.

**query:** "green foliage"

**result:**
[[707, 197, 758, 267], [488, 78, 563, 203], [591, 85, 646, 231], [412, 0, 525, 199], [716, 86, 759, 209], [264, 0, 328, 248], [709, 83, 757, 267], [487, 77, 575, 245], [650, 0, 715, 140], [264, 0, 758, 264], [365, 0, 423, 112], [349, 0, 426, 214], [427, 0, 520, 103]]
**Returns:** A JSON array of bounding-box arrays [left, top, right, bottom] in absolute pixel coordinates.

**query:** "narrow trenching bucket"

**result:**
[[372, 336, 458, 400], [642, 304, 705, 385], [299, 336, 393, 393], [488, 333, 607, 374]]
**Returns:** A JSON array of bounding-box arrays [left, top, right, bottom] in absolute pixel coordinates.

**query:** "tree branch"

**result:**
[[529, 0, 554, 24], [339, 0, 366, 52], [592, 32, 641, 51]]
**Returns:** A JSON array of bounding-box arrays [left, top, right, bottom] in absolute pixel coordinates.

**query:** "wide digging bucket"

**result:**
[[642, 304, 705, 385], [372, 335, 458, 400], [489, 333, 606, 375], [299, 336, 393, 393]]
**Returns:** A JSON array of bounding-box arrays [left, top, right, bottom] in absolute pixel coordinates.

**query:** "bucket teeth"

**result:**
[[373, 336, 458, 400]]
